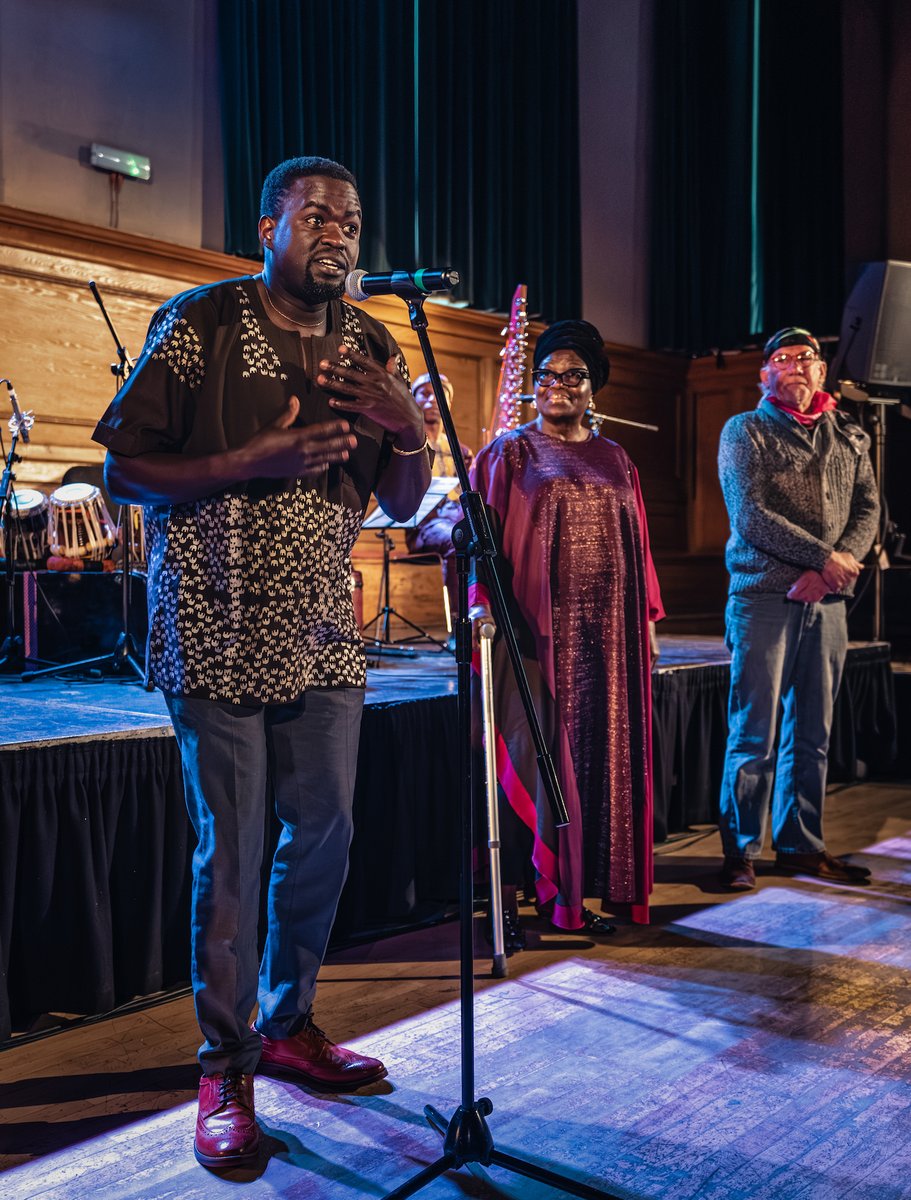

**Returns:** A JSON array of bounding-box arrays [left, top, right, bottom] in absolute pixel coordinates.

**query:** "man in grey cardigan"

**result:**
[[717, 326, 880, 891]]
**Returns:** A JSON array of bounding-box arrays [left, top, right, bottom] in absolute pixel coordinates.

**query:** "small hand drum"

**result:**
[[2, 487, 48, 567], [48, 482, 116, 561]]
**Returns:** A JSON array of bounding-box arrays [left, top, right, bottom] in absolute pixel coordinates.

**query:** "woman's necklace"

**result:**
[[536, 417, 592, 443], [261, 280, 326, 330]]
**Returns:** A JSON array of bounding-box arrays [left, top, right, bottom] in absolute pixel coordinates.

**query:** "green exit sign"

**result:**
[[89, 143, 151, 183]]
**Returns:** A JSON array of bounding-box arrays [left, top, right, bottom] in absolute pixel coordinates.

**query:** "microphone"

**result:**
[[3, 379, 31, 444], [345, 268, 459, 302]]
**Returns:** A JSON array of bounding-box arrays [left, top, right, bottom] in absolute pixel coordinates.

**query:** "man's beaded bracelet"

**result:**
[[391, 434, 431, 457]]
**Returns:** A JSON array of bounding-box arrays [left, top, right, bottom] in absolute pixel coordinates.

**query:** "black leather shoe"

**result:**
[[579, 907, 615, 936], [775, 851, 871, 883], [483, 909, 526, 954]]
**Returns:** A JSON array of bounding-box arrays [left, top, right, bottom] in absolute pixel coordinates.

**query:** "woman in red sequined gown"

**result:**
[[470, 320, 664, 935]]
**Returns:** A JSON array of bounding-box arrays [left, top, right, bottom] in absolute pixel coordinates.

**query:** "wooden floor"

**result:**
[[2, 780, 911, 1198]]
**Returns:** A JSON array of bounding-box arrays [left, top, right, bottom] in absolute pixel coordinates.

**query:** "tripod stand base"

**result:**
[[21, 632, 147, 684], [361, 605, 452, 656], [383, 1099, 617, 1199], [0, 633, 56, 674]]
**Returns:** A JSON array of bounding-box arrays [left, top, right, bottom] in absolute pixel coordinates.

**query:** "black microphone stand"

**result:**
[[379, 289, 614, 1200], [23, 282, 146, 684], [0, 405, 36, 672]]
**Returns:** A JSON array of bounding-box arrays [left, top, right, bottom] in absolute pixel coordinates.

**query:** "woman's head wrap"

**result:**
[[532, 319, 610, 393]]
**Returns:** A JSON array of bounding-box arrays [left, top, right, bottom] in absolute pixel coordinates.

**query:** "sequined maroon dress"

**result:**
[[470, 423, 664, 925]]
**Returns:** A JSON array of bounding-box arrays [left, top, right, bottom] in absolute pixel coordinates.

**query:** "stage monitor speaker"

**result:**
[[830, 259, 911, 392]]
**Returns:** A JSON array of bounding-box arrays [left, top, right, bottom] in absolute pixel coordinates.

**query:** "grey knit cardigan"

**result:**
[[718, 399, 880, 596]]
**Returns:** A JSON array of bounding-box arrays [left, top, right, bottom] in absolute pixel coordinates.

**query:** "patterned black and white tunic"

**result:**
[[93, 275, 409, 704]]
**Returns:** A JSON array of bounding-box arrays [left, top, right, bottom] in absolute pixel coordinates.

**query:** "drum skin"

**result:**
[[2, 488, 48, 567], [48, 483, 116, 561]]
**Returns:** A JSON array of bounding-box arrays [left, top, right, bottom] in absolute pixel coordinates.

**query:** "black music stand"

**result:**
[[360, 476, 457, 657]]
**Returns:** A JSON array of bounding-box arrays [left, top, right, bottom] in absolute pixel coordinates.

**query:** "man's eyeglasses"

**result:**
[[767, 350, 820, 368], [532, 368, 591, 388]]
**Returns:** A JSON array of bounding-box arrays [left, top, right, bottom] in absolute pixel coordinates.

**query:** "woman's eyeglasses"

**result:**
[[532, 368, 591, 388]]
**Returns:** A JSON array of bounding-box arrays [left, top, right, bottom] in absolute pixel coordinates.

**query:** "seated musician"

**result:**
[[404, 373, 473, 621]]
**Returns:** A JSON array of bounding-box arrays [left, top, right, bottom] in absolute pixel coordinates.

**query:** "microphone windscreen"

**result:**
[[345, 270, 369, 302]]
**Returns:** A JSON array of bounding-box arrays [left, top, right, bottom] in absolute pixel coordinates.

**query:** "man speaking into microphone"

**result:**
[[93, 155, 432, 1168]]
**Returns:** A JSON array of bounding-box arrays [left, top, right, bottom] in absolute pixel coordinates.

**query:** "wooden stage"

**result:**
[[0, 637, 907, 1196], [1, 777, 911, 1197], [0, 635, 900, 1047]]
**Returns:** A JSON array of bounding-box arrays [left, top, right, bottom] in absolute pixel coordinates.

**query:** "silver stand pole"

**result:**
[[478, 621, 506, 978]]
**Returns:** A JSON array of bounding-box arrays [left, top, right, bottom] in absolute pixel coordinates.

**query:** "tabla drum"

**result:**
[[2, 488, 48, 567], [48, 482, 116, 561]]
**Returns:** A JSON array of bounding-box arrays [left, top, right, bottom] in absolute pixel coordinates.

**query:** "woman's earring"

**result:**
[[587, 398, 601, 435]]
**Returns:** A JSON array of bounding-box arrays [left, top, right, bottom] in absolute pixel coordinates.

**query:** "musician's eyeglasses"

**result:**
[[532, 368, 591, 388], [767, 350, 820, 368]]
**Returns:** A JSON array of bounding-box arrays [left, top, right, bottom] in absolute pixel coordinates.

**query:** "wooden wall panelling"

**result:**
[[0, 206, 539, 630], [599, 344, 688, 553], [0, 205, 761, 634], [687, 352, 763, 555]]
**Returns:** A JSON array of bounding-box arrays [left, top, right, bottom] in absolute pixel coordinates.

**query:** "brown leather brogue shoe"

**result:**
[[720, 856, 756, 891], [255, 1015, 387, 1092], [194, 1070, 260, 1168], [775, 850, 871, 883]]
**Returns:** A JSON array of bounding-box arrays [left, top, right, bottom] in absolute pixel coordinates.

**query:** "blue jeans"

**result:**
[[165, 688, 364, 1075], [718, 593, 847, 860]]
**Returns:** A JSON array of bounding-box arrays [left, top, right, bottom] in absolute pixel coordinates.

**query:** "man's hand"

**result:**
[[104, 396, 357, 507], [319, 345, 424, 443], [236, 396, 357, 480], [820, 550, 862, 592], [787, 570, 831, 604]]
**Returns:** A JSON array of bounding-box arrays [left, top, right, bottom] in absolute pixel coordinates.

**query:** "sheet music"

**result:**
[[362, 476, 459, 529]]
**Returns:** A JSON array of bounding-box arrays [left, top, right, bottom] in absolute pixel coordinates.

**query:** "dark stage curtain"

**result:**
[[651, 665, 731, 843], [411, 0, 581, 320], [650, 0, 844, 353], [649, 0, 754, 354], [217, 0, 580, 321], [828, 644, 897, 781], [318, 695, 460, 938], [0, 695, 460, 1040], [0, 737, 193, 1034], [756, 0, 844, 336]]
